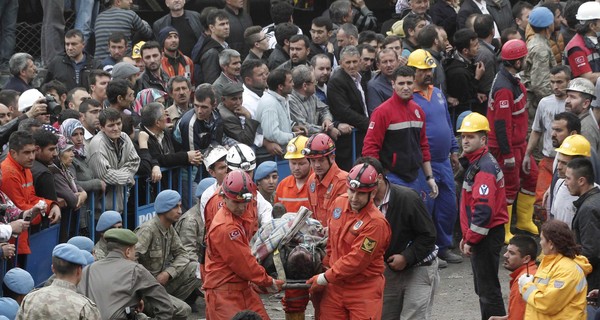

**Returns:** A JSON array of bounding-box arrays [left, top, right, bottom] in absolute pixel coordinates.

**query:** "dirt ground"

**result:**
[[192, 248, 513, 320]]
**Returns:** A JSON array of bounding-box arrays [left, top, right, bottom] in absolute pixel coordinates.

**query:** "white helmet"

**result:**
[[576, 2, 600, 21], [226, 144, 257, 171], [567, 77, 596, 99], [204, 146, 228, 170], [18, 89, 44, 112]]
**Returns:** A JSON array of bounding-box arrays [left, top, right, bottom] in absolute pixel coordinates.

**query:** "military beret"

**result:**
[[529, 7, 554, 28], [81, 250, 95, 266], [0, 297, 18, 320], [221, 82, 244, 96], [154, 190, 181, 214], [196, 177, 217, 198], [97, 210, 123, 232], [104, 228, 138, 246], [254, 161, 277, 182], [3, 267, 34, 295], [0, 315, 10, 320], [67, 236, 94, 253], [53, 243, 87, 266]]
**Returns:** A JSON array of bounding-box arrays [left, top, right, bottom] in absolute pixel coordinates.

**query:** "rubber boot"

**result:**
[[515, 192, 539, 235], [505, 205, 514, 245]]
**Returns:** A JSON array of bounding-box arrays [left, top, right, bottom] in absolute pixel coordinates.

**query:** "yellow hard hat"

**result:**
[[457, 112, 490, 133], [387, 20, 405, 37], [555, 134, 591, 157], [132, 41, 146, 59], [407, 49, 437, 69], [284, 135, 309, 159]]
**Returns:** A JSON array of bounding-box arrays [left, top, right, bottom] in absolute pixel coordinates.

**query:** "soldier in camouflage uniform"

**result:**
[[522, 7, 557, 120], [135, 190, 202, 316], [16, 244, 101, 320], [79, 229, 175, 320], [93, 210, 123, 260], [175, 178, 215, 261]]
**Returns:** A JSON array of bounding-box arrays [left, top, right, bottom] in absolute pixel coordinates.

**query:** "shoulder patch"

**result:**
[[369, 121, 375, 129], [310, 181, 316, 193], [229, 230, 241, 240], [333, 207, 342, 219], [554, 280, 564, 288], [414, 109, 421, 119], [478, 184, 489, 196], [360, 237, 377, 254]]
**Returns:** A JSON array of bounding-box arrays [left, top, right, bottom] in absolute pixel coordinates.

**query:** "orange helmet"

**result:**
[[221, 170, 256, 203], [501, 39, 528, 61], [347, 163, 379, 192], [302, 133, 335, 158]]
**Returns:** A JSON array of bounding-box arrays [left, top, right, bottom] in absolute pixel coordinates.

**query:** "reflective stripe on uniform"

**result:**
[[469, 223, 489, 235], [387, 121, 423, 131]]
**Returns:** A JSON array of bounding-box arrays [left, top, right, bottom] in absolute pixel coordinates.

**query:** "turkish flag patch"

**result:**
[[499, 100, 509, 108], [229, 230, 241, 240]]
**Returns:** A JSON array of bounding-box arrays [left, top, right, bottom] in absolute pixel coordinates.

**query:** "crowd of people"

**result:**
[[2, 0, 600, 318]]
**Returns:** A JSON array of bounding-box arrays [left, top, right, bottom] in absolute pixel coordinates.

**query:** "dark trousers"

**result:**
[[470, 225, 506, 320]]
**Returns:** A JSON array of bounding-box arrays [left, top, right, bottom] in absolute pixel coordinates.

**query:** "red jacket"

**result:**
[[362, 91, 431, 182], [460, 146, 508, 245], [565, 33, 600, 77], [1, 153, 56, 254], [487, 67, 528, 157], [307, 163, 347, 226]]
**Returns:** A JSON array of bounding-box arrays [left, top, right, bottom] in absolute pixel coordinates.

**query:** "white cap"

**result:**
[[577, 1, 600, 21], [204, 146, 228, 170], [18, 89, 44, 112]]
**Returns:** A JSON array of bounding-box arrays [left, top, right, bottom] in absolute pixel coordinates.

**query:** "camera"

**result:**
[[45, 95, 62, 115]]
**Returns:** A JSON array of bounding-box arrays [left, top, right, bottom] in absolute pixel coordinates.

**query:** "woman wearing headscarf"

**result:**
[[60, 119, 105, 235], [133, 88, 167, 115], [519, 219, 592, 319]]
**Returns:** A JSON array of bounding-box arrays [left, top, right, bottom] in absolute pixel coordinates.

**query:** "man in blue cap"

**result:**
[[135, 189, 202, 314], [2, 267, 34, 305], [16, 243, 101, 319], [93, 210, 123, 260], [176, 177, 216, 262], [254, 160, 278, 204], [68, 236, 95, 253], [79, 228, 175, 319]]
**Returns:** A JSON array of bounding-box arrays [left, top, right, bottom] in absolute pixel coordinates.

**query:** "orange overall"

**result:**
[[307, 163, 348, 226], [274, 175, 310, 213], [203, 205, 273, 320], [319, 194, 391, 319]]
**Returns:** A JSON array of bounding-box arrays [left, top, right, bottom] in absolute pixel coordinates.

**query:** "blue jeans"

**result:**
[[0, 0, 18, 65], [74, 0, 99, 43]]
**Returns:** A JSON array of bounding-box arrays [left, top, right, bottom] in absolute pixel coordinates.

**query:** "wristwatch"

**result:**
[[425, 175, 433, 181]]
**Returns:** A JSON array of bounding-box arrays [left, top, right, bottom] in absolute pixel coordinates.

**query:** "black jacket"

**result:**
[[267, 44, 290, 71], [152, 10, 203, 40], [327, 69, 369, 170], [196, 37, 225, 85], [457, 0, 514, 32], [573, 186, 600, 292], [384, 183, 437, 268], [141, 126, 188, 168], [431, 0, 458, 41], [444, 53, 480, 110], [224, 6, 253, 58], [44, 52, 102, 91], [136, 69, 169, 93]]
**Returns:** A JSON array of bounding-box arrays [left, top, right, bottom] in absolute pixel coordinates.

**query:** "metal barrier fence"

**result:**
[[0, 130, 358, 287]]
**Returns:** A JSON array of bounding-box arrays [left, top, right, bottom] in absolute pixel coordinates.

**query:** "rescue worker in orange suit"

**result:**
[[487, 39, 539, 243], [275, 135, 312, 213], [304, 133, 348, 226], [457, 112, 509, 320], [306, 163, 391, 319], [203, 170, 284, 320]]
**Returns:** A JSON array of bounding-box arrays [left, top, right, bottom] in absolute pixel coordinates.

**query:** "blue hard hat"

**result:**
[[529, 7, 554, 28]]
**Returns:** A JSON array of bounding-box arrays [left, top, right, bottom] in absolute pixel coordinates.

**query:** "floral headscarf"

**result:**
[[59, 118, 85, 158], [134, 88, 167, 115]]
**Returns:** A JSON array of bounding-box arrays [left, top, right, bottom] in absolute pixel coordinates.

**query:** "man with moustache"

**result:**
[[275, 136, 312, 213], [523, 66, 570, 218], [165, 76, 193, 127], [366, 48, 399, 114], [311, 54, 332, 105], [213, 49, 242, 101], [563, 78, 598, 152], [276, 35, 311, 71], [408, 49, 462, 264], [489, 235, 538, 320], [138, 41, 170, 93]]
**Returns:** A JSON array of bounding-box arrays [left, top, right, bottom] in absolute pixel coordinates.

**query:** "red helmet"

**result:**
[[221, 170, 256, 203], [501, 39, 528, 61], [347, 163, 379, 192], [302, 133, 335, 158]]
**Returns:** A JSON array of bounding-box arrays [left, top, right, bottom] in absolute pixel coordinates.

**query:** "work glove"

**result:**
[[306, 273, 328, 294], [266, 279, 284, 293], [518, 274, 534, 292]]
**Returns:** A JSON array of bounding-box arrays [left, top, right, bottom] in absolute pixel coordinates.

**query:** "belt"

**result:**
[[211, 282, 250, 291]]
